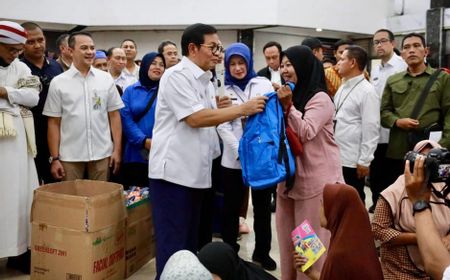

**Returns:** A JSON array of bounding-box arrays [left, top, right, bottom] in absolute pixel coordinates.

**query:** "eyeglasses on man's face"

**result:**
[[0, 43, 24, 56], [200, 43, 224, 55], [373, 38, 391, 46]]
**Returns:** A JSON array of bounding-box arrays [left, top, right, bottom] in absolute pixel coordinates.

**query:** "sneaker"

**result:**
[[252, 253, 277, 271], [239, 222, 250, 234]]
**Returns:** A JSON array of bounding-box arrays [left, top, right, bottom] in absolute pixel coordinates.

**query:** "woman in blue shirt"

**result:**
[[120, 52, 165, 187]]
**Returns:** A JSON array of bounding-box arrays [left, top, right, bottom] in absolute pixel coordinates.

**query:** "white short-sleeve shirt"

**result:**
[[114, 71, 137, 91], [43, 65, 124, 161], [148, 56, 220, 189]]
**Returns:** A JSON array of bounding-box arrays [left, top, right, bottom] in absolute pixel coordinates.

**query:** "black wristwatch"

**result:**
[[49, 155, 60, 164], [412, 200, 431, 216]]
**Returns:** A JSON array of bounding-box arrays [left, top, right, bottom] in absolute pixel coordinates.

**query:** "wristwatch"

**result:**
[[412, 200, 431, 216], [49, 155, 60, 164]]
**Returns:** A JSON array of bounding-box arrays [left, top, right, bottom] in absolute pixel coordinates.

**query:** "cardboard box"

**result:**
[[31, 180, 127, 280], [125, 198, 155, 278]]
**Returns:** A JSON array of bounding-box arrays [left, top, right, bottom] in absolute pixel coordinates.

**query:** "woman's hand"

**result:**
[[293, 251, 320, 280], [293, 251, 308, 270], [277, 84, 293, 112], [144, 138, 152, 150], [404, 157, 431, 204]]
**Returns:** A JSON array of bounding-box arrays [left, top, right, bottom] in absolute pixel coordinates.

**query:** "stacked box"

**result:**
[[31, 180, 127, 280], [125, 198, 155, 278]]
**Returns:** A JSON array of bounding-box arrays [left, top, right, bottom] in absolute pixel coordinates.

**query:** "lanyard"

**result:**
[[231, 84, 253, 104], [334, 78, 365, 115]]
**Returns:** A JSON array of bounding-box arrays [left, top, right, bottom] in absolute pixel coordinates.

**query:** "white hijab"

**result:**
[[160, 250, 213, 280]]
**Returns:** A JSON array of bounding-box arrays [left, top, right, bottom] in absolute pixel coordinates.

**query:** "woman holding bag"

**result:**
[[217, 42, 277, 270], [120, 52, 165, 187], [276, 45, 344, 280]]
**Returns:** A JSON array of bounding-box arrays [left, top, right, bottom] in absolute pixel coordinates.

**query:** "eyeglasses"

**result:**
[[200, 43, 224, 55], [373, 38, 391, 46], [0, 43, 23, 56]]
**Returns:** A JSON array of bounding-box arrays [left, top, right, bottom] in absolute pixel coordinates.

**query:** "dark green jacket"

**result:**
[[381, 66, 450, 159]]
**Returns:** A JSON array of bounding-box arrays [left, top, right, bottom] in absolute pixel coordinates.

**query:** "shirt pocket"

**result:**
[[390, 81, 409, 107]]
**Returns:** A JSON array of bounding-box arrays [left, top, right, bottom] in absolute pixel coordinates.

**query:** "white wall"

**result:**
[[276, 0, 391, 34], [2, 0, 393, 35], [89, 28, 323, 73], [387, 0, 431, 33]]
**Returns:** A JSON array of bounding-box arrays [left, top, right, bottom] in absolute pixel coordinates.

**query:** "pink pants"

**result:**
[[276, 193, 330, 280]]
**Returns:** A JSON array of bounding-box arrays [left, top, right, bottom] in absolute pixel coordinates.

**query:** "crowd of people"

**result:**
[[0, 19, 449, 280]]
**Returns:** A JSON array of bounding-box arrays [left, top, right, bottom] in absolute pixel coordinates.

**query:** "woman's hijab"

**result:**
[[160, 250, 213, 280], [321, 184, 383, 280], [224, 43, 257, 91], [281, 45, 327, 114], [198, 242, 277, 280], [138, 52, 165, 89]]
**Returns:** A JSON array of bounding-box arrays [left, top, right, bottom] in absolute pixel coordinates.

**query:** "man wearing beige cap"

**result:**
[[0, 20, 40, 273]]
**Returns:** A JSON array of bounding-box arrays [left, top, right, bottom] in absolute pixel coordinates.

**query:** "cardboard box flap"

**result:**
[[32, 180, 127, 232], [127, 198, 151, 224]]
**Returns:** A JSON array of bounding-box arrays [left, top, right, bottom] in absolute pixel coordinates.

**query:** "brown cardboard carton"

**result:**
[[125, 199, 155, 278], [31, 180, 127, 280]]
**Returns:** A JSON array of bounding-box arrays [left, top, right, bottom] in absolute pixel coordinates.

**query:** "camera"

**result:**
[[405, 148, 450, 183]]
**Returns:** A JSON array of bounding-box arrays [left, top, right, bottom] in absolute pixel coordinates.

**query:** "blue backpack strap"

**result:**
[[275, 95, 295, 192]]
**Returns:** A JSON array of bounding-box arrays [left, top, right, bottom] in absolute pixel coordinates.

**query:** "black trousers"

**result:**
[[343, 167, 366, 202], [121, 162, 148, 188], [251, 185, 274, 256], [221, 167, 247, 252], [369, 144, 405, 206]]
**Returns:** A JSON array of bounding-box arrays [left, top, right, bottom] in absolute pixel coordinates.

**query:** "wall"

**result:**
[[387, 0, 431, 33], [1, 0, 390, 34], [90, 30, 238, 60], [276, 0, 390, 34], [90, 29, 336, 71]]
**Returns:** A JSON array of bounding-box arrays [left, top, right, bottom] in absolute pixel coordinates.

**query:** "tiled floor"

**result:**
[[0, 188, 374, 279]]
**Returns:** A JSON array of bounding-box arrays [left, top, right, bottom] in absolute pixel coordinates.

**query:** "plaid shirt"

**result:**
[[371, 197, 431, 280]]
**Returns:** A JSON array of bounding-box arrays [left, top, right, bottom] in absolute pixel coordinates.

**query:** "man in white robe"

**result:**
[[0, 20, 39, 273]]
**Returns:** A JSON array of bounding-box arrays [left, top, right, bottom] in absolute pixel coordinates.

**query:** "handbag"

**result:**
[[407, 69, 443, 149]]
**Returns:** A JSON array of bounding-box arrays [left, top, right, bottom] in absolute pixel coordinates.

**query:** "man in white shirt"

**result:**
[[158, 40, 179, 68], [44, 32, 124, 181], [148, 23, 266, 279], [121, 39, 139, 79], [369, 28, 407, 212], [257, 41, 284, 88], [107, 47, 136, 91], [334, 45, 379, 201]]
